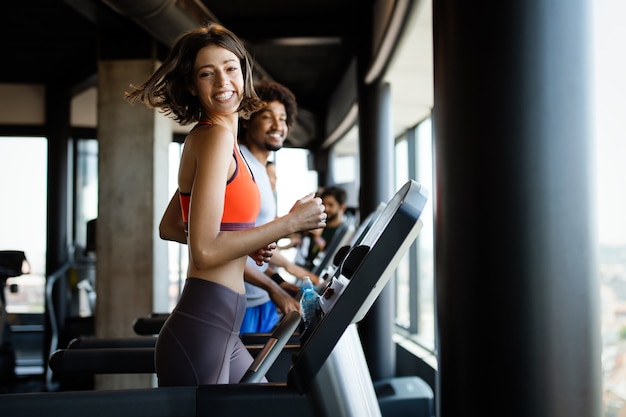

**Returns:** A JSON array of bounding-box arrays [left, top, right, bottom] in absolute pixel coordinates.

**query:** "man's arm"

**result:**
[[264, 265, 301, 297], [244, 263, 301, 314], [270, 250, 320, 284]]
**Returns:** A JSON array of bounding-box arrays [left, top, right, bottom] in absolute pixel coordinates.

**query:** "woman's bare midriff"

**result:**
[[186, 255, 247, 294]]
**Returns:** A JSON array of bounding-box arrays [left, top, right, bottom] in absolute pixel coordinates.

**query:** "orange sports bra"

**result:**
[[179, 121, 261, 232]]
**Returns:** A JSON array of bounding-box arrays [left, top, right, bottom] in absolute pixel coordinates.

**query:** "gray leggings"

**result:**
[[155, 278, 254, 386]]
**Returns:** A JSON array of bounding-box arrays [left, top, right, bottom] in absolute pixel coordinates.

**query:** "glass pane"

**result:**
[[166, 142, 186, 311], [332, 155, 356, 184], [74, 139, 98, 317], [394, 139, 410, 328], [75, 139, 98, 252], [274, 148, 318, 216], [0, 137, 47, 314], [595, 1, 626, 415], [416, 119, 435, 346]]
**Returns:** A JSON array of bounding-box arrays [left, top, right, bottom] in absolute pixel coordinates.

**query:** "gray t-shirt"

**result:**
[[240, 145, 276, 307]]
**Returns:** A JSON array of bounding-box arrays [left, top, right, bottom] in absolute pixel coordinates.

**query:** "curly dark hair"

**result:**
[[252, 78, 298, 127], [125, 22, 264, 125], [321, 186, 348, 206]]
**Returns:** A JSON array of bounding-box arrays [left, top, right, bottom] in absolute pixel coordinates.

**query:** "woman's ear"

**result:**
[[188, 85, 197, 96]]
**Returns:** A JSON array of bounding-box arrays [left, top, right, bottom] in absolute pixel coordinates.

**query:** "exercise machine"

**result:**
[[0, 250, 29, 388], [0, 180, 432, 417]]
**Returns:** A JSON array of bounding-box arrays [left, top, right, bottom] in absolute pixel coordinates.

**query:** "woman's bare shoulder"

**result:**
[[185, 123, 234, 153]]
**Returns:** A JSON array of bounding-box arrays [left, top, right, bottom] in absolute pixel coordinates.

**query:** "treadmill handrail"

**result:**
[[240, 310, 301, 383], [45, 260, 72, 391]]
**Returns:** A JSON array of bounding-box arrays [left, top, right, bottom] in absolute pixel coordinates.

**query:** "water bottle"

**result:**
[[300, 276, 320, 330]]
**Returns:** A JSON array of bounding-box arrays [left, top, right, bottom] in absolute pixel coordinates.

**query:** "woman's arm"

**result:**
[[159, 190, 187, 244], [160, 184, 276, 265]]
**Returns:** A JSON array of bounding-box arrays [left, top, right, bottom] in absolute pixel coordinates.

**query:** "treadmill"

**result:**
[[0, 179, 429, 417]]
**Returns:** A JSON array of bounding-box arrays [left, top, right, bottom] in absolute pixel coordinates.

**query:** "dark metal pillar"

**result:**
[[433, 1, 601, 416], [44, 84, 72, 370], [358, 79, 396, 381]]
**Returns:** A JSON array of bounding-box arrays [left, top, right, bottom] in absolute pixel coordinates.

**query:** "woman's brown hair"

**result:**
[[125, 22, 264, 125]]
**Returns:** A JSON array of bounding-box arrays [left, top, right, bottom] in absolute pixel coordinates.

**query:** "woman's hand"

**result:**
[[288, 193, 327, 232], [249, 242, 277, 266]]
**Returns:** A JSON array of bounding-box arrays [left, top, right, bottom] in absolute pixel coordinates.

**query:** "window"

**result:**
[[594, 1, 626, 414], [274, 148, 318, 216], [74, 139, 98, 253], [73, 138, 98, 317], [0, 137, 47, 314], [393, 117, 436, 351], [166, 142, 186, 311]]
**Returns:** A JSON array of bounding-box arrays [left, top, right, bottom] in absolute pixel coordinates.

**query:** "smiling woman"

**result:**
[[125, 22, 327, 387]]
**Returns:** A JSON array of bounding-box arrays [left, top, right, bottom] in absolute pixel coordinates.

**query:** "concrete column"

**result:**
[[95, 59, 170, 389]]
